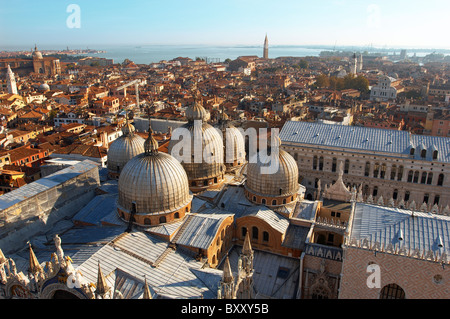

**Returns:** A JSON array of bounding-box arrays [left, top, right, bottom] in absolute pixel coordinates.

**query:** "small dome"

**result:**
[[117, 149, 192, 226], [168, 100, 225, 192], [214, 112, 246, 173], [33, 45, 43, 59], [245, 138, 299, 205], [107, 133, 145, 179], [185, 100, 209, 121], [39, 83, 50, 92]]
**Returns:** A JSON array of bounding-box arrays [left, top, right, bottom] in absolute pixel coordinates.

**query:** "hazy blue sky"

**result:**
[[1, 0, 448, 49]]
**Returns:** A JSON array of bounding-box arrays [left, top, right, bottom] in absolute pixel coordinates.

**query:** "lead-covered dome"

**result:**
[[107, 121, 145, 179], [168, 99, 225, 192], [33, 45, 43, 59], [214, 110, 246, 173], [245, 137, 299, 206], [117, 131, 192, 227]]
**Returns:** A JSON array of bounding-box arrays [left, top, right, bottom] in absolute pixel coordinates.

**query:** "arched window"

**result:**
[[373, 186, 378, 197], [432, 150, 438, 160], [421, 172, 427, 184], [253, 196, 257, 202], [380, 284, 405, 299], [252, 227, 258, 240], [294, 153, 298, 161], [390, 165, 397, 180], [332, 158, 337, 172], [311, 285, 330, 299], [397, 165, 404, 181], [144, 218, 152, 225], [174, 212, 180, 219], [427, 172, 433, 185], [363, 185, 370, 196], [393, 189, 398, 200], [364, 162, 370, 177], [241, 227, 247, 238], [261, 198, 266, 205], [380, 163, 386, 179], [283, 198, 287, 204], [344, 159, 350, 174], [319, 156, 324, 171], [404, 191, 410, 202], [313, 156, 318, 170], [423, 193, 429, 204], [420, 149, 426, 158], [413, 171, 419, 183], [408, 171, 414, 183], [373, 163, 380, 178], [159, 216, 166, 224], [437, 174, 444, 186], [272, 199, 277, 205], [263, 231, 269, 242], [434, 195, 440, 205]]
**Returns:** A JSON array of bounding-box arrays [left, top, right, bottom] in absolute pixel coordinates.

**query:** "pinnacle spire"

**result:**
[[143, 276, 153, 299], [95, 261, 110, 298], [222, 256, 234, 283], [144, 99, 158, 155], [242, 229, 252, 255], [28, 243, 42, 274]]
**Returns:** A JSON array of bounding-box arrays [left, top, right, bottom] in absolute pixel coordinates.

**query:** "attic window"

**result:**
[[410, 148, 415, 155], [420, 149, 426, 158], [433, 150, 438, 160]]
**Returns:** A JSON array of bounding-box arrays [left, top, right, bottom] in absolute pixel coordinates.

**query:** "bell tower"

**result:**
[[6, 65, 18, 95], [263, 34, 269, 59]]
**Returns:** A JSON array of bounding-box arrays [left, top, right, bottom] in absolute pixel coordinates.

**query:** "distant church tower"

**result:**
[[263, 34, 269, 59], [6, 64, 18, 95], [357, 53, 363, 72], [350, 53, 357, 74]]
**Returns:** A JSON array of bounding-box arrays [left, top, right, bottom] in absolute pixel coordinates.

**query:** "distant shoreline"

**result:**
[[2, 44, 449, 65]]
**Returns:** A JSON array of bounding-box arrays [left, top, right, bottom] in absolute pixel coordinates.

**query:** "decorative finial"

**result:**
[[144, 121, 158, 155], [95, 260, 110, 298], [143, 276, 153, 299]]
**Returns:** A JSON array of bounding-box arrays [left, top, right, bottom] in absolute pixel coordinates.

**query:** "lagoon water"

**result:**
[[83, 44, 447, 65], [83, 44, 324, 64]]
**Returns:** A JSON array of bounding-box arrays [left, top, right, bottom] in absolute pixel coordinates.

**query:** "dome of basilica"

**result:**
[[32, 45, 43, 59], [168, 99, 225, 192], [214, 110, 246, 173], [117, 129, 192, 227], [107, 120, 145, 179], [244, 137, 299, 207]]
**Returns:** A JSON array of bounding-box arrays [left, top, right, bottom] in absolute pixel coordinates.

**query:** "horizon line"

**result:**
[[3, 43, 450, 51]]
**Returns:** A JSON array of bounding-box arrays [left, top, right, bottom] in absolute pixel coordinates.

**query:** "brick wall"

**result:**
[[339, 247, 449, 299]]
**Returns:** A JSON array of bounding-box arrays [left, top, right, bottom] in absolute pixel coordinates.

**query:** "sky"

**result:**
[[0, 0, 449, 50]]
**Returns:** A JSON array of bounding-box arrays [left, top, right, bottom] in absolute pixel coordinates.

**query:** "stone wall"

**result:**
[[0, 161, 100, 254]]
